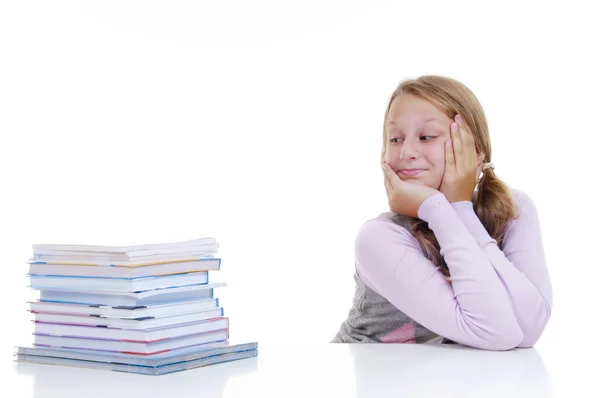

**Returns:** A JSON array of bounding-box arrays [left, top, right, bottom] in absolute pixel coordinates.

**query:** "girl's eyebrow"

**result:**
[[387, 118, 446, 127], [423, 118, 445, 126]]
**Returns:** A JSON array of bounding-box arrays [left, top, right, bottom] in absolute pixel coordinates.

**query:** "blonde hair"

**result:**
[[381, 75, 518, 279]]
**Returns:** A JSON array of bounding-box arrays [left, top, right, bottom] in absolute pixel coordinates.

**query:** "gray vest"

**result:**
[[331, 212, 455, 344]]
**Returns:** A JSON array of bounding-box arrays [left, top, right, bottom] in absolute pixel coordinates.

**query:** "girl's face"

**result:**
[[384, 94, 454, 189]]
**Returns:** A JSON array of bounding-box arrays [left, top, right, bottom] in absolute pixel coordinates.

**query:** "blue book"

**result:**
[[28, 271, 210, 293], [15, 341, 258, 375], [35, 281, 226, 307], [28, 297, 221, 318]]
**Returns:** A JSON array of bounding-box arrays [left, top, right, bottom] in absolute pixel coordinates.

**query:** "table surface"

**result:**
[[5, 343, 563, 398]]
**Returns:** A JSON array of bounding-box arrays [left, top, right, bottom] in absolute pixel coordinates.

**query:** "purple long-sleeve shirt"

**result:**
[[332, 188, 553, 350]]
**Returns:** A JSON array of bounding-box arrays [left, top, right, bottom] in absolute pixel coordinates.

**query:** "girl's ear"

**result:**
[[476, 150, 486, 166], [475, 150, 486, 183]]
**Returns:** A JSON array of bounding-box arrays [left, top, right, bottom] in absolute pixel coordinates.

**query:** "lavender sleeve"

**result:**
[[450, 190, 552, 348], [355, 193, 523, 351]]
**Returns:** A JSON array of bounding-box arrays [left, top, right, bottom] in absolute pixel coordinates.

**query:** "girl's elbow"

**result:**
[[517, 325, 547, 348], [461, 324, 523, 351], [476, 323, 523, 351], [516, 324, 549, 348], [517, 339, 536, 349], [517, 303, 552, 348], [487, 327, 523, 351]]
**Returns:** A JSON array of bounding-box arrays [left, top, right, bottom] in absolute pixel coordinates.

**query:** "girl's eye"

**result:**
[[389, 136, 437, 143]]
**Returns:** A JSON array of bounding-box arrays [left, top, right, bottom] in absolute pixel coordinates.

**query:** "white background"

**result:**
[[1, 1, 599, 396]]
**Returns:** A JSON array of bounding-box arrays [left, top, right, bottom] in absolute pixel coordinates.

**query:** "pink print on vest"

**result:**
[[380, 322, 417, 343]]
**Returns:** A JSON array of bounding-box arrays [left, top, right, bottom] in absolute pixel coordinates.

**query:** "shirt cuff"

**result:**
[[417, 192, 451, 222], [450, 200, 474, 213]]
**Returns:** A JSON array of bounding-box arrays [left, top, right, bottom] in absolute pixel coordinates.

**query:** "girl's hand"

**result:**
[[439, 115, 479, 203], [381, 161, 439, 218]]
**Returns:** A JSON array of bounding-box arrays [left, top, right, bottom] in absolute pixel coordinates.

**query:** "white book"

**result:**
[[37, 282, 226, 306], [32, 237, 216, 255], [28, 297, 220, 318], [28, 258, 221, 278], [34, 317, 229, 341], [33, 328, 229, 354], [29, 252, 217, 267], [28, 272, 209, 292], [32, 242, 218, 259], [32, 307, 224, 329], [29, 298, 219, 319]]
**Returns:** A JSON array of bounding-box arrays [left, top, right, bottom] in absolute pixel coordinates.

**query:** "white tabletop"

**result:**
[[6, 343, 561, 398]]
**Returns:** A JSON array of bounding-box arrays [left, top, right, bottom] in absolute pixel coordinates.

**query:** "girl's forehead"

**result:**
[[388, 96, 448, 123]]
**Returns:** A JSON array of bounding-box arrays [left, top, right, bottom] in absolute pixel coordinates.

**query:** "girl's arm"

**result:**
[[450, 189, 552, 348], [356, 192, 523, 351]]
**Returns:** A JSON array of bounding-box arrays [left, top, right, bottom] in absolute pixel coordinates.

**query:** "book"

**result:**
[[32, 245, 219, 260], [30, 338, 234, 358], [18, 236, 258, 375], [33, 328, 229, 354], [28, 297, 220, 318], [15, 346, 258, 375], [15, 341, 257, 366], [28, 272, 209, 292], [32, 237, 217, 255], [29, 253, 218, 267], [34, 317, 229, 341], [31, 307, 224, 329], [32, 339, 238, 358], [97, 339, 230, 358], [28, 258, 221, 278], [36, 281, 226, 306]]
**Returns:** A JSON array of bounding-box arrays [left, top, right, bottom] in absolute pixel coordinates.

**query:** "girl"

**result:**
[[331, 75, 552, 350]]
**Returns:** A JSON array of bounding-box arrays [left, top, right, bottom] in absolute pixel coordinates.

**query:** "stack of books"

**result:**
[[14, 237, 258, 375]]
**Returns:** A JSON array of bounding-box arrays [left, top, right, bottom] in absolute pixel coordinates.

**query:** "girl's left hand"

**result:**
[[439, 115, 479, 203]]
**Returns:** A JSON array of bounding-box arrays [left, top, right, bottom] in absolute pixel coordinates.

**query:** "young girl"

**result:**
[[331, 75, 553, 350]]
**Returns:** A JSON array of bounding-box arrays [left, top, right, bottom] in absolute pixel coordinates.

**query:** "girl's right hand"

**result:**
[[381, 161, 440, 218]]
